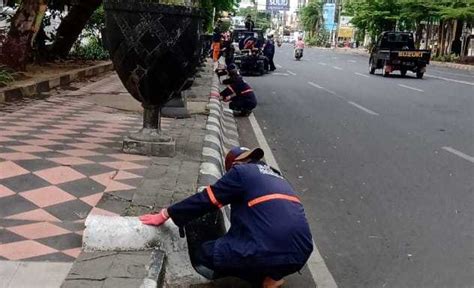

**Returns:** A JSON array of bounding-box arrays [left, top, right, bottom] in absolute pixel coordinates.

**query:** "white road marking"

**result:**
[[355, 72, 370, 78], [308, 81, 323, 89], [333, 66, 343, 70], [429, 70, 474, 78], [308, 81, 337, 95], [273, 72, 290, 76], [287, 70, 297, 75], [319, 62, 328, 66], [348, 60, 357, 63], [248, 113, 338, 288], [275, 64, 283, 68], [398, 84, 424, 92], [347, 101, 379, 116], [425, 74, 474, 86], [442, 147, 474, 164]]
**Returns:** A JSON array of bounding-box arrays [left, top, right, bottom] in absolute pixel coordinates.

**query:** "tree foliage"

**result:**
[[345, 0, 474, 40], [202, 0, 240, 31], [300, 0, 322, 37], [236, 7, 271, 32]]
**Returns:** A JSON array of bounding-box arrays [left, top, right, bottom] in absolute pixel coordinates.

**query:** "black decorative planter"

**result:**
[[104, 0, 203, 155]]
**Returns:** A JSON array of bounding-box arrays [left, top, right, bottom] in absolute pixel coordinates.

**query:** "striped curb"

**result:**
[[197, 70, 240, 188], [0, 61, 114, 103]]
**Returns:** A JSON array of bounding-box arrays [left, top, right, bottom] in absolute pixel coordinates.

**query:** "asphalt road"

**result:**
[[237, 45, 474, 288]]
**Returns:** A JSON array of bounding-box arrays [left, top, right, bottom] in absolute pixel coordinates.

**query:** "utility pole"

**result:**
[[334, 0, 342, 46]]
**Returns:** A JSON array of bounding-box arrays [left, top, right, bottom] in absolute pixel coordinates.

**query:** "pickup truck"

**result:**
[[369, 31, 431, 79]]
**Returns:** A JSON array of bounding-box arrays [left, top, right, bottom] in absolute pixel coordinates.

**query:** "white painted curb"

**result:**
[[83, 215, 183, 252]]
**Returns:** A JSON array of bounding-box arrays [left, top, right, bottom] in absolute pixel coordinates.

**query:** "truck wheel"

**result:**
[[383, 61, 389, 77], [369, 58, 375, 74], [400, 69, 407, 77], [416, 72, 424, 79]]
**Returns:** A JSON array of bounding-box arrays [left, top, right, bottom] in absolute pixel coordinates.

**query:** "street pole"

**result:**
[[334, 0, 342, 47]]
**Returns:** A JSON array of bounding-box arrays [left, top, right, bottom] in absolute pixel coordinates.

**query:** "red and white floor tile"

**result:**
[[0, 97, 170, 262]]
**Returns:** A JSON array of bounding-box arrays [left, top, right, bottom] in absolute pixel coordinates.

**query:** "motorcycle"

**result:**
[[294, 48, 303, 60]]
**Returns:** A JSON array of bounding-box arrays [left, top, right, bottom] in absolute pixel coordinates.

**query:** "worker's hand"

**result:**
[[139, 209, 169, 227]]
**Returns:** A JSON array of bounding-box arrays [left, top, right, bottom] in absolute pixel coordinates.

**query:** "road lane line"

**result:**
[[275, 64, 283, 68], [429, 70, 474, 78], [425, 74, 474, 86], [333, 66, 343, 70], [348, 60, 357, 63], [347, 101, 379, 116], [398, 84, 424, 92], [272, 72, 290, 76], [308, 82, 337, 95], [248, 113, 338, 288], [355, 72, 370, 78], [442, 147, 474, 164], [318, 62, 328, 66], [287, 70, 296, 75], [308, 81, 323, 89]]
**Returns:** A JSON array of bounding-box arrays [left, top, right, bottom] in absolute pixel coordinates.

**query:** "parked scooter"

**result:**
[[294, 48, 303, 60]]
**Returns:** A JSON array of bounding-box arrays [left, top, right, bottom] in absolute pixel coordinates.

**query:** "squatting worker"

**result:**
[[140, 147, 314, 288], [220, 64, 257, 117]]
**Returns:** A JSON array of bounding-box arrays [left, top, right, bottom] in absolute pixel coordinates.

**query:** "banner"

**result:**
[[322, 3, 336, 32], [266, 0, 290, 11], [338, 27, 354, 38]]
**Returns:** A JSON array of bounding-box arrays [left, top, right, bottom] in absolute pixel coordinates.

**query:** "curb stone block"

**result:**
[[0, 61, 114, 103]]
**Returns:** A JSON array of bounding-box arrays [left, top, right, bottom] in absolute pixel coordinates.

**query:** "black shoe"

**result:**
[[233, 110, 252, 117]]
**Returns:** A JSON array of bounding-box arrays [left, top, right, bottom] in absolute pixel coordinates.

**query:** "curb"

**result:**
[[430, 61, 474, 71], [0, 61, 114, 103], [198, 75, 240, 188]]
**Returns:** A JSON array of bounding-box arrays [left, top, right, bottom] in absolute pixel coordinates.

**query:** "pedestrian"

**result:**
[[263, 34, 276, 71], [245, 14, 255, 31], [140, 146, 314, 288], [220, 64, 257, 116], [211, 26, 222, 64]]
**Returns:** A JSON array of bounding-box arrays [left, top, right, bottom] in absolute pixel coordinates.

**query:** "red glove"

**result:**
[[139, 209, 169, 226]]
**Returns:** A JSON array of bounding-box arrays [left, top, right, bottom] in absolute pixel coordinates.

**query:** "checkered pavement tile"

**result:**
[[0, 97, 163, 262]]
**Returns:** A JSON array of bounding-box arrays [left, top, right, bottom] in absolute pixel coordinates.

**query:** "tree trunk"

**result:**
[[49, 0, 102, 58], [446, 20, 457, 55], [414, 21, 423, 48], [438, 20, 445, 57], [0, 0, 47, 70]]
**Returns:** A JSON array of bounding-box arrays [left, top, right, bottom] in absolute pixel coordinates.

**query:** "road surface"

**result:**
[[237, 45, 474, 288]]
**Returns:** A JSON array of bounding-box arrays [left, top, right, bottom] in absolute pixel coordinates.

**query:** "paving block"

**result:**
[[66, 252, 117, 280], [123, 136, 176, 157]]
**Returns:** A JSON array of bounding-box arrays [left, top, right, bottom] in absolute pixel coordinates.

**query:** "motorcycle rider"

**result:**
[[294, 36, 305, 58]]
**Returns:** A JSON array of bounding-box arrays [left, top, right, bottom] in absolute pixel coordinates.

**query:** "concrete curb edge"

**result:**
[[0, 61, 114, 103]]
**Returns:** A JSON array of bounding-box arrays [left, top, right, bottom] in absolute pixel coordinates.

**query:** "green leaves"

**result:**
[[300, 0, 322, 35], [236, 7, 271, 32], [345, 0, 473, 41]]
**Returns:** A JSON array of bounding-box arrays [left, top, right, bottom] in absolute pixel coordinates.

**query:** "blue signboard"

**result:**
[[266, 0, 290, 11], [323, 3, 336, 32]]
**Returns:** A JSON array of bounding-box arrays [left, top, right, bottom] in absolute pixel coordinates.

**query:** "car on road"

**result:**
[[369, 31, 431, 78]]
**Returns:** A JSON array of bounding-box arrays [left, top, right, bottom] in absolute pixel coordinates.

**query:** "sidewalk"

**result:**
[[0, 61, 228, 287]]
